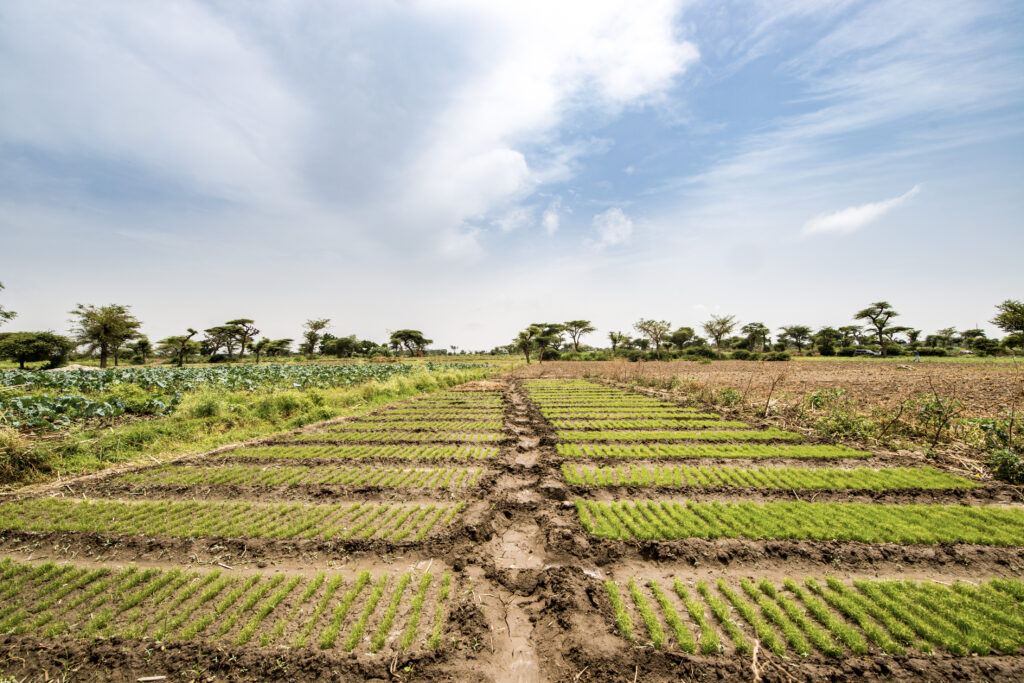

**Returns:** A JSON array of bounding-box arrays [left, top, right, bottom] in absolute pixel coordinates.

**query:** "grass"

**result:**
[[117, 463, 484, 488], [234, 444, 498, 460], [562, 463, 976, 490], [0, 498, 464, 542], [2, 365, 499, 487], [558, 428, 801, 442], [574, 498, 1024, 545], [557, 443, 870, 459], [605, 575, 1024, 656]]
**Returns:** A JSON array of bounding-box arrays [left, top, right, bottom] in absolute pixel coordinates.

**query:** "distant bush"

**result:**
[[685, 347, 717, 360], [764, 351, 790, 361], [817, 341, 836, 356], [837, 347, 855, 357], [884, 345, 904, 356], [729, 349, 752, 360], [916, 347, 947, 357]]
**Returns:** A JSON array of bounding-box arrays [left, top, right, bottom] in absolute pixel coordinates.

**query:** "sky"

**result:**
[[1, 0, 1022, 350]]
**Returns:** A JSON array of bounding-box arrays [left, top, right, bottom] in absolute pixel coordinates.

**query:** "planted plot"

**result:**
[[557, 443, 869, 459], [116, 464, 484, 489], [369, 410, 505, 420], [0, 498, 466, 542], [540, 410, 718, 419], [575, 499, 1024, 545], [550, 419, 748, 430], [236, 445, 498, 460], [559, 428, 800, 442], [289, 431, 503, 443], [563, 464, 977, 490], [333, 420, 503, 431], [604, 575, 1024, 657], [0, 559, 454, 653]]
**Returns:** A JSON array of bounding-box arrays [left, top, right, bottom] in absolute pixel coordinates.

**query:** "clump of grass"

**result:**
[[428, 573, 452, 649], [605, 581, 634, 641]]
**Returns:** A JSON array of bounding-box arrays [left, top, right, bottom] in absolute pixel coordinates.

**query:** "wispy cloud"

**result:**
[[802, 184, 921, 236], [588, 208, 634, 248]]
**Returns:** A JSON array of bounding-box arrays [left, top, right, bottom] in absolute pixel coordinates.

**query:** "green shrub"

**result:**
[[837, 347, 855, 357], [730, 350, 752, 361], [916, 347, 947, 357], [717, 388, 743, 406], [989, 450, 1024, 485], [764, 351, 790, 361]]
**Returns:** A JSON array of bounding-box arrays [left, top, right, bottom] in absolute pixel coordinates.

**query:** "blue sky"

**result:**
[[1, 0, 1022, 349]]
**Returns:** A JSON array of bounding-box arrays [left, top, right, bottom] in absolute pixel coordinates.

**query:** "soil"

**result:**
[[1, 376, 1023, 681]]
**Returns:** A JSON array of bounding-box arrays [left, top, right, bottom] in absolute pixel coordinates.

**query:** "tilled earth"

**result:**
[[0, 377, 1023, 681]]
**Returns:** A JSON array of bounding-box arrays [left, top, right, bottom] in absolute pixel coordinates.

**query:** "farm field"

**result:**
[[1, 375, 1023, 681]]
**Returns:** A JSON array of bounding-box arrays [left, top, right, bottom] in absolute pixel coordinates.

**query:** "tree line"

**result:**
[[0, 287, 437, 369], [509, 300, 1024, 363]]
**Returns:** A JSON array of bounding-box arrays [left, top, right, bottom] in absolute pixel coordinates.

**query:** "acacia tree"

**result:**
[[0, 282, 15, 327], [702, 314, 737, 358], [252, 338, 270, 364], [301, 319, 331, 359], [608, 331, 627, 358], [778, 325, 813, 352], [855, 302, 900, 355], [204, 325, 239, 360], [530, 323, 565, 362], [633, 319, 670, 360], [516, 326, 541, 364], [158, 328, 198, 367], [389, 329, 432, 356], [740, 322, 770, 352], [563, 320, 596, 352], [992, 300, 1024, 336], [0, 332, 74, 369], [838, 325, 862, 347], [226, 318, 259, 359], [129, 336, 152, 364], [669, 327, 695, 350], [69, 304, 142, 368]]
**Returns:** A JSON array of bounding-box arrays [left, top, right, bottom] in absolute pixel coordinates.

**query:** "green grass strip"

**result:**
[[557, 443, 867, 458], [558, 428, 799, 442]]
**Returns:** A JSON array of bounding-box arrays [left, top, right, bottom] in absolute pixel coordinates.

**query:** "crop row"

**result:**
[[558, 428, 800, 442], [288, 431, 504, 443], [604, 574, 1024, 656], [234, 445, 498, 460], [562, 464, 976, 490], [0, 393, 182, 430], [556, 443, 870, 459], [368, 410, 505, 420], [333, 420, 503, 431], [549, 419, 748, 430], [539, 410, 717, 419], [0, 362, 484, 393], [0, 559, 454, 653], [575, 499, 1024, 545], [0, 498, 465, 542], [116, 464, 484, 489]]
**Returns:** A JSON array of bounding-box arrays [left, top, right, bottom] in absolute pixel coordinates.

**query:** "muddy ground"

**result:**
[[1, 377, 1023, 681]]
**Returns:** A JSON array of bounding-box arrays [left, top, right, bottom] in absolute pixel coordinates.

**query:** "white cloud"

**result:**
[[541, 200, 561, 235], [492, 206, 535, 233], [590, 208, 634, 248], [802, 184, 921, 236]]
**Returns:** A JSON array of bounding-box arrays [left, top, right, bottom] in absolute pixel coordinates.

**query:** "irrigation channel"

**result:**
[[2, 378, 1024, 681]]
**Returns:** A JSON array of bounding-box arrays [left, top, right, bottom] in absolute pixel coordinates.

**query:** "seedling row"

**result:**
[[235, 445, 498, 460], [549, 419, 749, 430], [556, 443, 870, 459], [604, 574, 1024, 657], [562, 464, 977, 490], [287, 431, 503, 443], [0, 498, 465, 542], [0, 559, 454, 653], [575, 499, 1024, 545], [115, 464, 484, 489], [558, 428, 800, 442], [331, 420, 503, 431]]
